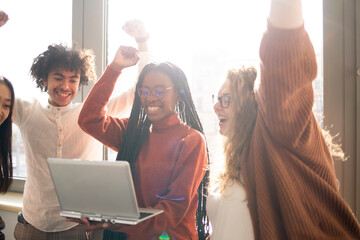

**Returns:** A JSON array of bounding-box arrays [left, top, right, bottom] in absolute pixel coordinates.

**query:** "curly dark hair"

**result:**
[[30, 44, 96, 92]]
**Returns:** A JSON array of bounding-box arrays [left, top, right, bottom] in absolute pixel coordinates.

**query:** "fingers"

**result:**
[[0, 11, 9, 27], [120, 46, 140, 62], [65, 217, 122, 231], [110, 45, 140, 71], [122, 19, 147, 39], [65, 217, 83, 224]]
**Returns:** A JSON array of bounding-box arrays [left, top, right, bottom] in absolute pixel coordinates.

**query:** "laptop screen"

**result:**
[[47, 158, 140, 219]]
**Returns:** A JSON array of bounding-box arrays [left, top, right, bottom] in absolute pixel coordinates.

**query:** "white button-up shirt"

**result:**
[[13, 52, 151, 232]]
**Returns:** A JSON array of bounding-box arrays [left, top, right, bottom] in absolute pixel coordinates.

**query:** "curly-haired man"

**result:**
[[13, 20, 151, 240]]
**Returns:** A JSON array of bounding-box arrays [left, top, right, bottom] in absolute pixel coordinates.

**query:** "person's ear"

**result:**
[[42, 78, 48, 87]]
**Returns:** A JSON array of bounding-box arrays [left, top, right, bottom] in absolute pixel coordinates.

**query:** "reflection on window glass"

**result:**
[[0, 0, 72, 178], [107, 0, 323, 160]]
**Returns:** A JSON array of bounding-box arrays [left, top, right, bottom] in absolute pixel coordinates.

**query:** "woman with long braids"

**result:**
[[77, 46, 209, 240]]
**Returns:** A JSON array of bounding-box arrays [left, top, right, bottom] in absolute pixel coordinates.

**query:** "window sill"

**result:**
[[0, 192, 23, 213]]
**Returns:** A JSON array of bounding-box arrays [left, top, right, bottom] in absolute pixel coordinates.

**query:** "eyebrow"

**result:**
[[52, 72, 80, 79], [0, 97, 11, 103]]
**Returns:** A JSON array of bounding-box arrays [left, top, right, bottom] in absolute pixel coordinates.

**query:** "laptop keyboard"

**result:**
[[139, 211, 153, 219]]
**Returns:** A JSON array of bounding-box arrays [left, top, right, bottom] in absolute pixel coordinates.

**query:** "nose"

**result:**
[[213, 101, 221, 112], [145, 92, 159, 102], [60, 80, 70, 90]]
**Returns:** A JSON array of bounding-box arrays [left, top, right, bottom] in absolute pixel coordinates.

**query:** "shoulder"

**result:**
[[181, 125, 206, 147], [14, 97, 42, 111]]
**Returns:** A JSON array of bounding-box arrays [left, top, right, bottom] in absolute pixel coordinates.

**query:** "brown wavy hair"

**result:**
[[30, 44, 96, 92]]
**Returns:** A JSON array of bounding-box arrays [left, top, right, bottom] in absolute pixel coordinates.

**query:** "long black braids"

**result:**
[[116, 62, 210, 239]]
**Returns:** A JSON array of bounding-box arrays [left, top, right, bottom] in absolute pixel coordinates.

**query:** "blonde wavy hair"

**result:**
[[210, 66, 258, 194]]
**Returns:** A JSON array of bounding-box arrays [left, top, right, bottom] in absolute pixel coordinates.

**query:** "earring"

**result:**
[[177, 100, 185, 114]]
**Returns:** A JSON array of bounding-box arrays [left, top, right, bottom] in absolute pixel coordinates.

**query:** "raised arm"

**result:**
[[256, 0, 317, 147], [122, 19, 149, 52], [106, 19, 152, 116], [78, 46, 139, 151]]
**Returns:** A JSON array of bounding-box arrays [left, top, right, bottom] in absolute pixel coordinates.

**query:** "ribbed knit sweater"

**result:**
[[241, 23, 360, 239]]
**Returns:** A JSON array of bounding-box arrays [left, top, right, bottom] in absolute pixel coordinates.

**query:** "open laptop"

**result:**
[[47, 158, 163, 225]]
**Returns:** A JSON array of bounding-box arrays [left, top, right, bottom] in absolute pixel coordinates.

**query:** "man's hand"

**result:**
[[122, 19, 147, 39]]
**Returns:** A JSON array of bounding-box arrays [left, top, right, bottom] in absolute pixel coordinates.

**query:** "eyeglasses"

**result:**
[[137, 86, 173, 99], [212, 94, 231, 108]]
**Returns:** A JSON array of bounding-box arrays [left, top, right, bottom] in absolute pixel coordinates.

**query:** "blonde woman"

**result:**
[[207, 0, 360, 239]]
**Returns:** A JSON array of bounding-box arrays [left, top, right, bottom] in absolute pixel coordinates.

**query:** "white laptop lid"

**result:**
[[47, 158, 162, 224]]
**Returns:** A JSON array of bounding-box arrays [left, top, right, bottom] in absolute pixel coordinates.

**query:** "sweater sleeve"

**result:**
[[106, 51, 152, 117], [78, 66, 129, 151], [119, 132, 208, 238], [256, 23, 318, 148], [13, 98, 35, 127]]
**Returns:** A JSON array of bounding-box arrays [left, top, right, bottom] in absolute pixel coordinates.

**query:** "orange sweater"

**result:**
[[78, 67, 207, 240], [241, 23, 360, 239]]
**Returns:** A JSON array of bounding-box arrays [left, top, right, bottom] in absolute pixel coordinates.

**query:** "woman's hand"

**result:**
[[0, 11, 9, 28], [110, 46, 140, 72], [66, 217, 122, 231]]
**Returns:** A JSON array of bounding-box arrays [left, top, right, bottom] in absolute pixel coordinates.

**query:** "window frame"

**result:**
[[323, 0, 359, 220]]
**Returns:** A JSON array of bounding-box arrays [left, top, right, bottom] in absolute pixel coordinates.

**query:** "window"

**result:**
[[0, 0, 72, 178], [106, 0, 323, 160]]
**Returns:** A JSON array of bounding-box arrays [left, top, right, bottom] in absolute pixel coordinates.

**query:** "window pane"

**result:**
[[0, 0, 72, 178], [106, 0, 323, 160]]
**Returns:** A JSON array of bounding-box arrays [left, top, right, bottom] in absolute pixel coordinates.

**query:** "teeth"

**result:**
[[147, 106, 160, 112], [56, 92, 70, 97]]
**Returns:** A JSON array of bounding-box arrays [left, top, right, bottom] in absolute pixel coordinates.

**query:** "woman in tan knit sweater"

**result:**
[[207, 0, 360, 239]]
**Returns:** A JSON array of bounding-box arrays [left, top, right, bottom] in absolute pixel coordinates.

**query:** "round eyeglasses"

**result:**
[[137, 86, 173, 99], [212, 94, 231, 108]]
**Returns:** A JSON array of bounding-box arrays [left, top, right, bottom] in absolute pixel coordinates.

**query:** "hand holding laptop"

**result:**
[[66, 217, 122, 231]]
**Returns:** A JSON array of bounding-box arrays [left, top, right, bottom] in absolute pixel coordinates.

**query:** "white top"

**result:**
[[13, 52, 151, 232], [207, 181, 254, 240]]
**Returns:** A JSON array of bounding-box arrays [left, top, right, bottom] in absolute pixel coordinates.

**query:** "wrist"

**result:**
[[109, 62, 124, 72], [135, 33, 150, 43]]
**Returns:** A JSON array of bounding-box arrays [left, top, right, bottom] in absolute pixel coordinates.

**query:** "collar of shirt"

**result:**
[[46, 101, 74, 113]]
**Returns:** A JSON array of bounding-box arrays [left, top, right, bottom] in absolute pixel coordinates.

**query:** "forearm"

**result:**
[[78, 66, 126, 150], [137, 41, 148, 52], [258, 22, 317, 146], [269, 0, 303, 29]]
